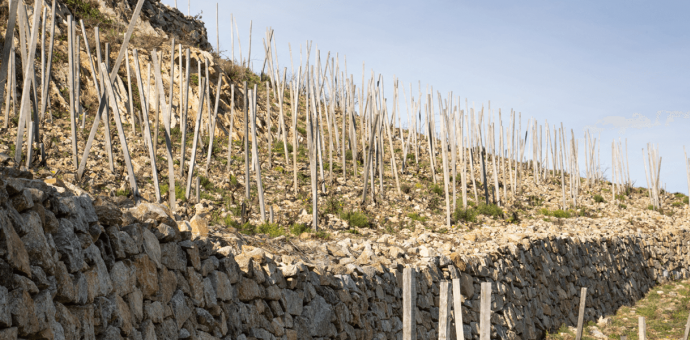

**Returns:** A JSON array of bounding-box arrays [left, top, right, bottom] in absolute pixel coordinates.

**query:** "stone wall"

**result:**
[[0, 167, 687, 339]]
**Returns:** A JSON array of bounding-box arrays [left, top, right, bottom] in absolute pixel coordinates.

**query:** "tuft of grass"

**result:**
[[453, 206, 477, 223], [540, 208, 572, 218], [345, 150, 353, 161], [672, 201, 682, 207], [615, 194, 626, 201], [341, 210, 369, 228], [593, 194, 605, 203], [290, 223, 309, 236], [430, 183, 444, 196], [619, 204, 627, 209], [401, 183, 412, 194], [115, 188, 130, 197], [407, 213, 427, 222], [257, 223, 284, 238], [475, 203, 504, 219], [684, 197, 689, 204]]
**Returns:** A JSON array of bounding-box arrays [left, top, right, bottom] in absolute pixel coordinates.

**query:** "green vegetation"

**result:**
[[190, 74, 199, 86], [401, 183, 412, 194], [615, 194, 626, 201], [257, 223, 284, 237], [115, 188, 130, 197], [345, 150, 353, 160], [272, 140, 293, 157], [290, 223, 309, 236], [407, 213, 427, 223], [672, 201, 682, 207], [593, 194, 605, 203], [430, 184, 444, 196], [453, 206, 477, 223], [618, 204, 627, 209], [341, 210, 369, 228], [475, 203, 504, 219], [540, 208, 572, 219]]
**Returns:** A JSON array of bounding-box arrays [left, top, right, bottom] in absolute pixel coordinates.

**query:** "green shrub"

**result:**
[[199, 176, 213, 191], [593, 194, 605, 203], [672, 201, 682, 207], [115, 188, 130, 197], [345, 150, 353, 160], [324, 196, 343, 215], [406, 153, 415, 161], [407, 213, 427, 222], [290, 223, 309, 236], [540, 208, 572, 218], [619, 204, 627, 209], [341, 211, 369, 228], [272, 141, 293, 156], [648, 205, 655, 211], [476, 204, 504, 219], [401, 183, 412, 194], [685, 197, 689, 204], [615, 194, 626, 201], [453, 206, 477, 223], [431, 184, 444, 196], [257, 223, 284, 237]]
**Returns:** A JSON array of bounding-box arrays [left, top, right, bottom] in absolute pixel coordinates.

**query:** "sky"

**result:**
[[166, 0, 690, 194]]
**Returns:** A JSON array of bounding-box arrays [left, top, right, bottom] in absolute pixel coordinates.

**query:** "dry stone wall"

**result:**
[[0, 167, 688, 340]]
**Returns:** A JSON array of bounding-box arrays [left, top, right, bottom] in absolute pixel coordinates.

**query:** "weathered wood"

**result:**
[[205, 70, 222, 175], [94, 28, 114, 173], [185, 75, 207, 199], [250, 86, 267, 221], [226, 84, 235, 172], [0, 0, 19, 123], [108, 0, 145, 80], [452, 278, 464, 340], [575, 287, 587, 340], [125, 47, 135, 134], [402, 267, 415, 340], [152, 49, 177, 210], [244, 80, 250, 200], [195, 176, 200, 203], [3, 47, 13, 128], [480, 282, 491, 340], [132, 49, 160, 202], [15, 0, 44, 165], [438, 281, 451, 340], [100, 62, 138, 195], [639, 316, 646, 340], [179, 48, 190, 178]]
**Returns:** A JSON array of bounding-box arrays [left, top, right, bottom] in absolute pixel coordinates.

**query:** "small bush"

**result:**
[[324, 196, 343, 215], [593, 194, 605, 203], [407, 213, 427, 222], [685, 197, 689, 204], [406, 153, 415, 161], [672, 201, 682, 207], [618, 204, 627, 209], [341, 211, 369, 228], [427, 196, 441, 211], [115, 188, 130, 197], [314, 231, 330, 239], [290, 223, 309, 236], [648, 205, 655, 211], [345, 150, 353, 160], [431, 184, 444, 196], [540, 208, 571, 218], [615, 194, 626, 201], [453, 205, 477, 223], [257, 223, 284, 238], [476, 204, 503, 219], [199, 176, 213, 191], [401, 183, 412, 194]]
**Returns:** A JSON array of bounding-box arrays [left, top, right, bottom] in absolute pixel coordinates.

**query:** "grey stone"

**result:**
[[142, 228, 162, 269], [53, 219, 84, 273]]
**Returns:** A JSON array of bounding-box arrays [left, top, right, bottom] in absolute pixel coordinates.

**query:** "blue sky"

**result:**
[[168, 0, 690, 194]]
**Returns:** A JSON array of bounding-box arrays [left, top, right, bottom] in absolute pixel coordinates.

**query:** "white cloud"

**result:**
[[588, 111, 690, 134]]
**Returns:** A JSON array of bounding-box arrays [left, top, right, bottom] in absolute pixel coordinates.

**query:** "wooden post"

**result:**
[[639, 316, 646, 340], [244, 80, 250, 200], [403, 267, 416, 340], [39, 0, 56, 125], [195, 176, 200, 203], [269, 206, 274, 224], [132, 49, 160, 202], [452, 278, 464, 340], [4, 47, 13, 128], [250, 86, 267, 221], [575, 287, 587, 340], [480, 282, 491, 340], [100, 62, 138, 196], [185, 76, 207, 199], [151, 50, 177, 210], [15, 0, 44, 165], [179, 48, 190, 178], [205, 66, 222, 175], [0, 0, 18, 125], [438, 281, 451, 340]]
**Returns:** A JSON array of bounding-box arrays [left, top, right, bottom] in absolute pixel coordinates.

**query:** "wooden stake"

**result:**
[[575, 287, 587, 340], [639, 316, 646, 340], [402, 267, 415, 340], [250, 86, 267, 221], [132, 49, 160, 202], [179, 48, 191, 178], [0, 0, 19, 123], [438, 281, 451, 340], [452, 278, 464, 340], [480, 282, 491, 340], [100, 62, 138, 196], [152, 50, 177, 210], [226, 84, 235, 172], [185, 75, 207, 199]]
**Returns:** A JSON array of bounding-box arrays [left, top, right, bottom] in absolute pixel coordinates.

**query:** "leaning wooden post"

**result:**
[[15, 0, 43, 165], [179, 48, 191, 179], [99, 62, 138, 196], [480, 282, 491, 340], [204, 67, 222, 175], [402, 267, 416, 340], [639, 316, 646, 340], [185, 76, 207, 199], [250, 86, 267, 221], [452, 278, 464, 340], [244, 80, 250, 200], [438, 281, 451, 340], [226, 84, 235, 172], [132, 49, 160, 202], [575, 287, 587, 340], [0, 0, 19, 125]]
